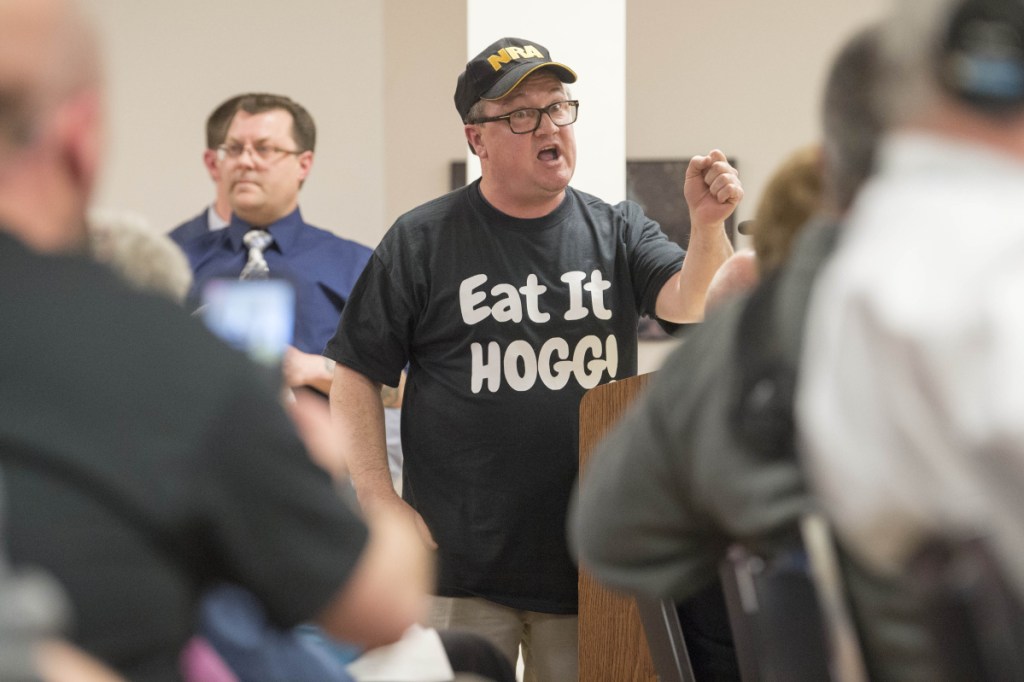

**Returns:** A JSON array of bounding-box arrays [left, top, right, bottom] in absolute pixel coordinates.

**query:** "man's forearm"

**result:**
[[656, 220, 734, 323], [281, 348, 334, 393], [305, 355, 336, 394], [330, 357, 403, 408], [329, 363, 397, 512]]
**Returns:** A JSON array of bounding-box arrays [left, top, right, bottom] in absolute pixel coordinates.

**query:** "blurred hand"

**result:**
[[34, 640, 127, 682], [282, 346, 332, 392], [370, 495, 438, 551], [286, 388, 348, 479]]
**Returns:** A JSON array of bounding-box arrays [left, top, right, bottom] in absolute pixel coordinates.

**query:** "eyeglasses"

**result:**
[[469, 100, 579, 134], [217, 142, 303, 162]]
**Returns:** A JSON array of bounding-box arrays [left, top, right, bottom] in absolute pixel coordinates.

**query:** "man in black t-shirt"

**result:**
[[327, 36, 743, 680]]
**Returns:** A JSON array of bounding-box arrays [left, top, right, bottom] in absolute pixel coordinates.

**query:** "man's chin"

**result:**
[[231, 183, 262, 198], [537, 162, 573, 184], [230, 194, 262, 212], [540, 171, 573, 194], [230, 201, 267, 224]]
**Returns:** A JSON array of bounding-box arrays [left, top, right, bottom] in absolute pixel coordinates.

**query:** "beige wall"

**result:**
[[82, 0, 388, 247], [382, 1, 466, 228], [81, 0, 888, 250], [626, 0, 888, 228]]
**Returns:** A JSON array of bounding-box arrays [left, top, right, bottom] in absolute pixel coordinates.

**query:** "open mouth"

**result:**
[[538, 146, 560, 162]]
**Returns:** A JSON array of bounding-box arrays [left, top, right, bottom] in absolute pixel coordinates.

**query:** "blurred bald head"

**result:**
[[0, 0, 103, 252]]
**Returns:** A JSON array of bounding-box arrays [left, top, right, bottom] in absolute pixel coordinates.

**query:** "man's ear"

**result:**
[[464, 124, 485, 158], [203, 148, 220, 180], [57, 89, 103, 199], [297, 150, 314, 182]]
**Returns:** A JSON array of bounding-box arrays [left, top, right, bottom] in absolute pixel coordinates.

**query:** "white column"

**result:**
[[464, 0, 626, 203]]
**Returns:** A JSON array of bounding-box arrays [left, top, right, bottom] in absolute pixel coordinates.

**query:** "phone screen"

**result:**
[[199, 279, 295, 367]]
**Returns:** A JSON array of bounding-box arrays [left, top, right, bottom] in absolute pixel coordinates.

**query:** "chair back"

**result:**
[[719, 543, 830, 682], [800, 514, 869, 682], [635, 597, 696, 682], [910, 535, 1024, 681]]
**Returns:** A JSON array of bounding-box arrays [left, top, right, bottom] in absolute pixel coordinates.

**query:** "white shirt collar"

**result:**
[[206, 204, 229, 231]]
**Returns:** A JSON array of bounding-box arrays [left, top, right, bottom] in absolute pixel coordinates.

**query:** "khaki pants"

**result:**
[[429, 596, 578, 682]]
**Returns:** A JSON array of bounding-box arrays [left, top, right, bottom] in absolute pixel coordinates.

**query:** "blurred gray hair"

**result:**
[[821, 24, 885, 214], [877, 0, 962, 126], [87, 208, 193, 304]]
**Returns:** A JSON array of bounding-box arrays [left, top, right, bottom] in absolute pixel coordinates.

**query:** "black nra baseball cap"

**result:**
[[454, 37, 577, 122]]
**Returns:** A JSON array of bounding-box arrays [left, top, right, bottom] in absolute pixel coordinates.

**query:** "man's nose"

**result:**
[[236, 145, 259, 168], [534, 110, 560, 135]]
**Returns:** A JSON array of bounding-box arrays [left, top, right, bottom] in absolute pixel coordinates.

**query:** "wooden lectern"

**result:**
[[577, 374, 695, 682]]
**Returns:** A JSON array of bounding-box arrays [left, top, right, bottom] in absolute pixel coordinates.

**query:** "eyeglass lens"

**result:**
[[508, 101, 578, 133], [219, 143, 293, 161]]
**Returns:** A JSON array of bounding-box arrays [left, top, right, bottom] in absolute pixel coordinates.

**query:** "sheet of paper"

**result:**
[[346, 624, 454, 682]]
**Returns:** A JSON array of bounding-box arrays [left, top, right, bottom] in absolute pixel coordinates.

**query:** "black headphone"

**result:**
[[938, 0, 1024, 113]]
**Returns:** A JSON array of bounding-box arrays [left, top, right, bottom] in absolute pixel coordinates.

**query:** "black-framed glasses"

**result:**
[[217, 142, 303, 163], [469, 100, 579, 134]]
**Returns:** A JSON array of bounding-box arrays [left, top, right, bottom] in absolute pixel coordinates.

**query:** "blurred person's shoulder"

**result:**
[[1, 230, 276, 407]]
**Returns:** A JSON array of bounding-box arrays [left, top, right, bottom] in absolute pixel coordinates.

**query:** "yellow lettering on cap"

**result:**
[[486, 45, 545, 71], [487, 48, 512, 71]]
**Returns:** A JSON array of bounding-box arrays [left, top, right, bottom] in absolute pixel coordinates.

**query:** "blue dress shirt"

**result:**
[[169, 205, 230, 247], [168, 209, 210, 247], [199, 585, 357, 682], [181, 208, 372, 354]]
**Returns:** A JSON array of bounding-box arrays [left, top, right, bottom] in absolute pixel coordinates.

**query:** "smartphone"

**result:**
[[199, 279, 295, 367]]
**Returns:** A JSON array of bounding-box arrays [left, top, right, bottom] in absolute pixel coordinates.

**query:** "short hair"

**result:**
[[87, 208, 193, 304], [821, 24, 885, 214], [465, 99, 487, 155], [751, 145, 825, 274], [205, 94, 245, 149], [466, 99, 488, 124], [876, 0, 961, 127], [229, 93, 316, 152]]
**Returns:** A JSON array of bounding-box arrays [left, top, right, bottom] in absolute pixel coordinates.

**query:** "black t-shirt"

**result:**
[[325, 181, 684, 613], [0, 232, 368, 682]]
